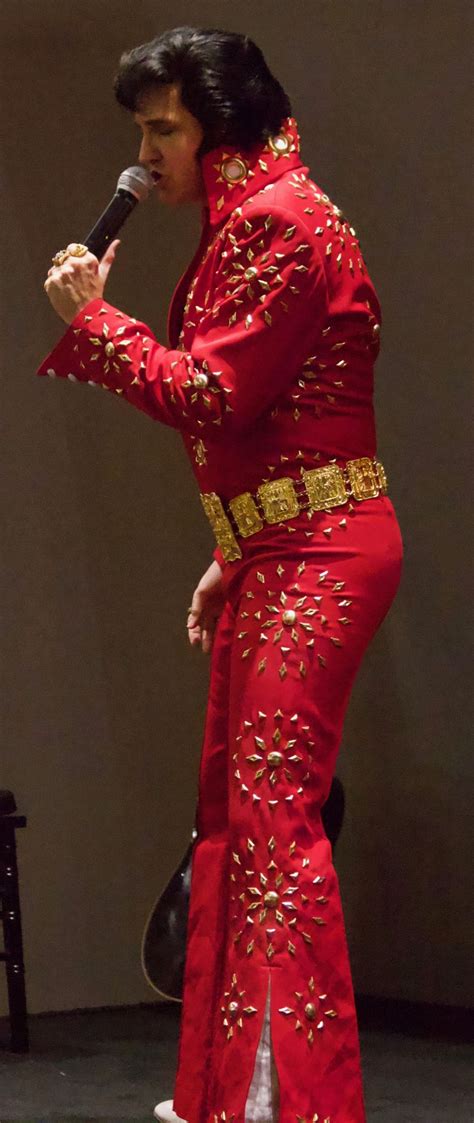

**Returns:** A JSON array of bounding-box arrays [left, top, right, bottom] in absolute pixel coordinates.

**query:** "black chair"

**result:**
[[0, 790, 28, 1051]]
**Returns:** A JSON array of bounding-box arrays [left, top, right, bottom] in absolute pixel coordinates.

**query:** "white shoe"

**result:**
[[154, 1101, 187, 1123]]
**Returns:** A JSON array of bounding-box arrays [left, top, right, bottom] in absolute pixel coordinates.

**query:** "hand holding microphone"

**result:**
[[44, 165, 154, 325], [44, 240, 121, 324]]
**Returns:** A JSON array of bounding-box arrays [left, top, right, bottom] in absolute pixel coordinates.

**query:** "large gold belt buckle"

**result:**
[[346, 457, 380, 500], [302, 464, 347, 510], [229, 492, 264, 538], [375, 459, 388, 493], [200, 493, 242, 561], [257, 478, 299, 524]]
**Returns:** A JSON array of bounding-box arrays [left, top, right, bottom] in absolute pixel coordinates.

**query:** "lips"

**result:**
[[151, 170, 164, 183]]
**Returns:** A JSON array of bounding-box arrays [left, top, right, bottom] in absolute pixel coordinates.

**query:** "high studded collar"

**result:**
[[200, 116, 304, 228]]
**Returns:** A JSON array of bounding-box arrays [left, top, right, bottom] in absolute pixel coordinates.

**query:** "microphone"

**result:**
[[82, 166, 154, 260]]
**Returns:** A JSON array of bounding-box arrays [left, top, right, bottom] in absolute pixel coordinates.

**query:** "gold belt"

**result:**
[[201, 456, 388, 562]]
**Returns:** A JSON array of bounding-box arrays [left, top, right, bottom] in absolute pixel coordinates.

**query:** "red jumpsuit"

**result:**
[[37, 118, 403, 1123]]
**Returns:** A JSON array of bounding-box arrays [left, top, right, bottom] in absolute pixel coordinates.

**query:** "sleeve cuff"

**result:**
[[213, 546, 225, 569], [36, 299, 120, 379]]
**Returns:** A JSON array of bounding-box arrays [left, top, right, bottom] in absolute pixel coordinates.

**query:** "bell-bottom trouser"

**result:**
[[173, 497, 403, 1123]]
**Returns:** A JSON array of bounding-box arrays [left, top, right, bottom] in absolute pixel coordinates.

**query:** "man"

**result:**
[[40, 26, 403, 1123]]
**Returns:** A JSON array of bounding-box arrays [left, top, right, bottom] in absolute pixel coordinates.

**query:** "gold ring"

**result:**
[[52, 248, 69, 267], [51, 243, 88, 268], [67, 243, 88, 258]]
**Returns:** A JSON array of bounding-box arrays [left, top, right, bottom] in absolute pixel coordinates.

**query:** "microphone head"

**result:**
[[117, 165, 154, 201]]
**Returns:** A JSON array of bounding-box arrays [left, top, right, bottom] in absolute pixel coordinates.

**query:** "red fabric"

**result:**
[[37, 117, 404, 1122], [174, 512, 402, 1123], [37, 119, 380, 499]]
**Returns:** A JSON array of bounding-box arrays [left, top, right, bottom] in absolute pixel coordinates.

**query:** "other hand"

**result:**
[[187, 559, 225, 654], [43, 239, 121, 324]]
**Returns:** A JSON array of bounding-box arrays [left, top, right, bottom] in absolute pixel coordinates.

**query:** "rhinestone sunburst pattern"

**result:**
[[278, 975, 338, 1046], [230, 836, 330, 959], [233, 707, 316, 809], [220, 972, 258, 1041], [236, 564, 349, 685]]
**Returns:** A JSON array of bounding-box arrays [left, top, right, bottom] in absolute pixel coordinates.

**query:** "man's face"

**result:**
[[134, 84, 206, 206]]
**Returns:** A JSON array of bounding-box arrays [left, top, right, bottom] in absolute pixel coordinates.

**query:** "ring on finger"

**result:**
[[66, 242, 88, 257], [51, 242, 88, 268], [52, 248, 69, 267]]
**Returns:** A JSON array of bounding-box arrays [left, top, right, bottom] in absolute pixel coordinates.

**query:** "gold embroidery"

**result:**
[[221, 974, 257, 1040], [278, 977, 338, 1045], [230, 833, 330, 953], [192, 438, 207, 467]]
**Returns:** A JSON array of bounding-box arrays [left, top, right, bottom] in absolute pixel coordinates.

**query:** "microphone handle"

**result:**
[[83, 189, 137, 260]]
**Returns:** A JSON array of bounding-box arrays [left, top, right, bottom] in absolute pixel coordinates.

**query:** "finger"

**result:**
[[46, 262, 75, 281], [98, 239, 121, 282], [201, 629, 213, 655], [43, 271, 67, 292], [66, 245, 99, 270], [187, 589, 203, 624], [44, 256, 89, 290], [187, 623, 201, 638], [43, 271, 63, 292], [200, 612, 219, 635], [103, 238, 121, 257]]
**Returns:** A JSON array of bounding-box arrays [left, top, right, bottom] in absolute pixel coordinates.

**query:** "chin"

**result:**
[[158, 185, 180, 205], [156, 183, 200, 207], [171, 195, 198, 208]]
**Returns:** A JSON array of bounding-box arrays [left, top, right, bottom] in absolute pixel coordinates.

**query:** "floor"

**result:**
[[0, 1003, 472, 1122]]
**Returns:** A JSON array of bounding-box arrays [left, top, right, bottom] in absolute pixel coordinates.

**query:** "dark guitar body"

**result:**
[[141, 833, 196, 1001], [142, 780, 345, 1001]]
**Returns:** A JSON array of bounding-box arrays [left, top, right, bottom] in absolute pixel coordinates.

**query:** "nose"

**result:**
[[138, 134, 161, 167]]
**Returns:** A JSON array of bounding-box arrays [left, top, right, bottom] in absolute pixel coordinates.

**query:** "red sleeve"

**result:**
[[213, 545, 225, 569], [37, 206, 328, 434]]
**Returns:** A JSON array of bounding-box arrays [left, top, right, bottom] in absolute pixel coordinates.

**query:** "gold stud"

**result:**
[[268, 131, 291, 156], [267, 751, 283, 767], [220, 155, 249, 185]]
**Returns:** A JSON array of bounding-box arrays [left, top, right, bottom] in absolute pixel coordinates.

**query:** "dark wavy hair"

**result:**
[[113, 26, 292, 154]]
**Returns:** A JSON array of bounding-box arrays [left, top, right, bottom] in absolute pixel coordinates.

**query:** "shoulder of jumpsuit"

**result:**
[[200, 120, 383, 332], [200, 116, 322, 243]]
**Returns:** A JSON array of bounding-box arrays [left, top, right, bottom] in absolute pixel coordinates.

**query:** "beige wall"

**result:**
[[0, 0, 471, 1015]]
